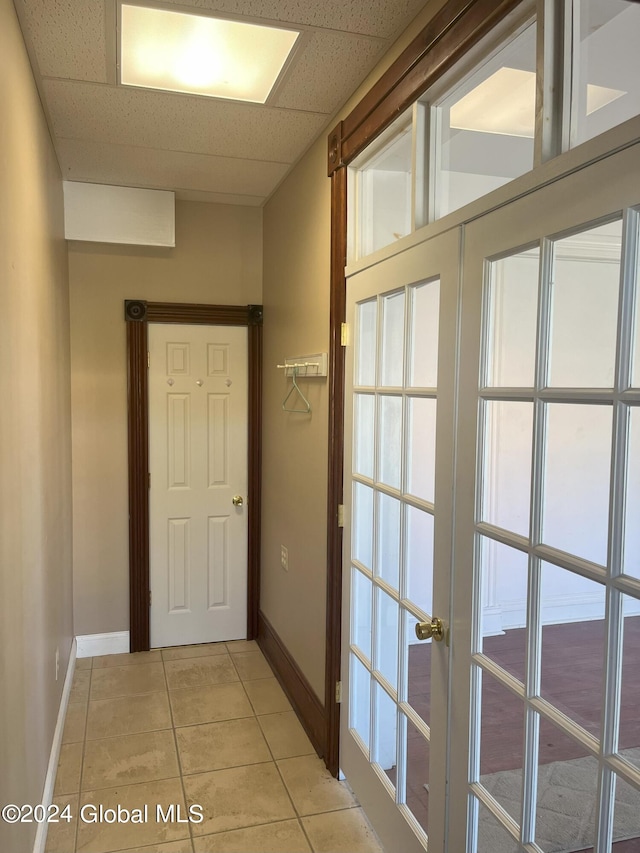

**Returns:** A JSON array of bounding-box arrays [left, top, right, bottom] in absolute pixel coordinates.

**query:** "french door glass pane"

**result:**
[[570, 0, 640, 147], [535, 718, 597, 852], [353, 482, 374, 569], [612, 773, 640, 844], [619, 593, 640, 769], [478, 669, 524, 823], [623, 407, 640, 579], [476, 802, 519, 853], [379, 395, 403, 489], [350, 653, 371, 751], [377, 492, 401, 590], [376, 587, 399, 690], [478, 537, 528, 683], [539, 562, 606, 736], [381, 290, 406, 387], [374, 681, 398, 787], [405, 612, 431, 727], [354, 394, 375, 479], [481, 401, 533, 537], [406, 506, 435, 616], [548, 221, 621, 388], [409, 279, 440, 388], [352, 567, 372, 660], [432, 22, 536, 220], [356, 300, 377, 386], [406, 397, 437, 503], [486, 248, 539, 388], [542, 403, 612, 565], [349, 267, 442, 849], [405, 716, 430, 835]]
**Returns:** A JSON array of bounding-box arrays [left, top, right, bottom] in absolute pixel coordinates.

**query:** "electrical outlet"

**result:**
[[55, 647, 59, 681], [280, 545, 289, 571]]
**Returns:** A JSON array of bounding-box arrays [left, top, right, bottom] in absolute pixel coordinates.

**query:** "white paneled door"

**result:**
[[149, 324, 248, 648], [342, 143, 640, 853]]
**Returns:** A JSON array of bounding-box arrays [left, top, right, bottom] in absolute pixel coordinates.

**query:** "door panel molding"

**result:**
[[125, 300, 263, 652]]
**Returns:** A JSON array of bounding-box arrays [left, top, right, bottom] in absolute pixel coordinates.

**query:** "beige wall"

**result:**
[[262, 137, 331, 699], [69, 201, 262, 635], [261, 1, 446, 701], [0, 1, 73, 851]]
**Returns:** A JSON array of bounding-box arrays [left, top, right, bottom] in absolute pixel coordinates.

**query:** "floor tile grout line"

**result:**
[[62, 648, 349, 853], [55, 774, 187, 800], [83, 719, 174, 743], [91, 659, 163, 670], [161, 640, 229, 659], [245, 657, 318, 852], [89, 688, 168, 701], [238, 661, 314, 851], [161, 654, 196, 853], [72, 659, 93, 853], [79, 770, 187, 798], [236, 671, 260, 716], [187, 817, 314, 846], [269, 736, 320, 851]]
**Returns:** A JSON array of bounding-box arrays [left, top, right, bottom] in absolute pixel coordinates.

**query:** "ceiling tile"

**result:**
[[272, 31, 387, 113], [56, 139, 289, 197], [44, 80, 328, 163], [161, 0, 428, 39], [17, 0, 108, 82], [17, 0, 431, 203]]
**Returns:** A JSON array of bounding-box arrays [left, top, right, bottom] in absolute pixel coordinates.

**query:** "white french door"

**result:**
[[342, 142, 640, 853], [341, 227, 460, 853], [451, 144, 640, 853]]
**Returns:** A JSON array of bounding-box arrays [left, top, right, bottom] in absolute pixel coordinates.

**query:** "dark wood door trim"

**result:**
[[324, 0, 523, 776], [125, 300, 263, 652], [325, 167, 348, 775]]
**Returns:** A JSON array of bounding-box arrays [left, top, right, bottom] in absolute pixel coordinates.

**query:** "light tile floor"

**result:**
[[46, 641, 384, 853]]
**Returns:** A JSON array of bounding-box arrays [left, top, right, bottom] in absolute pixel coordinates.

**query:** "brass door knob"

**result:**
[[415, 617, 445, 642], [232, 495, 244, 507]]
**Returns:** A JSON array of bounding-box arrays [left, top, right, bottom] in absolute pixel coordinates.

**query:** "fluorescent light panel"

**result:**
[[449, 67, 626, 138], [120, 4, 299, 103]]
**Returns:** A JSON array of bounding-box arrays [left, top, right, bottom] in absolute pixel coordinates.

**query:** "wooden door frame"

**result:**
[[125, 299, 263, 652], [324, 0, 523, 775]]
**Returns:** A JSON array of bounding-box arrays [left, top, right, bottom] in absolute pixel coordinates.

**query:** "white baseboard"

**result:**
[[76, 631, 130, 658], [32, 639, 77, 853]]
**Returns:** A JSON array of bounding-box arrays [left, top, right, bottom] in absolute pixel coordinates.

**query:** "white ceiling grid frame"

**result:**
[[56, 139, 291, 198], [42, 79, 329, 163], [13, 0, 429, 204]]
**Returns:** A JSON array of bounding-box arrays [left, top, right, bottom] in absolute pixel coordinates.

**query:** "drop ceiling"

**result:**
[[14, 0, 428, 206]]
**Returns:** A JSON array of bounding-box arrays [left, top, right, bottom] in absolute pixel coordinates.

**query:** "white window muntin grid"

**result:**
[[349, 280, 440, 841], [468, 207, 640, 850]]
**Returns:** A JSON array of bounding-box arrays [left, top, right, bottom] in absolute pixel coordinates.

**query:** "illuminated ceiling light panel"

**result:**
[[120, 4, 299, 103], [449, 68, 626, 137]]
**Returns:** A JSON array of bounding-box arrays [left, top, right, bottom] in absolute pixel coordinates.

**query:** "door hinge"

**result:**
[[147, 351, 150, 368], [340, 323, 349, 347], [148, 472, 151, 489], [337, 504, 345, 528], [335, 681, 342, 704], [149, 590, 152, 606]]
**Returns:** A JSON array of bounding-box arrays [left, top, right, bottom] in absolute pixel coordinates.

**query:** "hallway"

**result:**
[[46, 643, 383, 853]]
